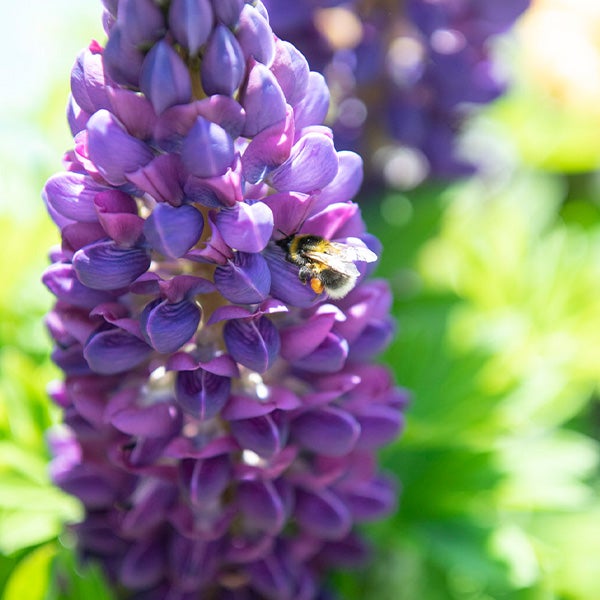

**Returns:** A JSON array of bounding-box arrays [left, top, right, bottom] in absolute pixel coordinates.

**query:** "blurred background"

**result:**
[[2, 0, 600, 598]]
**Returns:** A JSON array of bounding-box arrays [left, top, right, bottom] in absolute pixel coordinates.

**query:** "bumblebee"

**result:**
[[276, 233, 378, 299]]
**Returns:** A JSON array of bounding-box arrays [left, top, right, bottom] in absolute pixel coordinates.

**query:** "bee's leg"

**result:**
[[310, 278, 324, 294], [298, 266, 311, 284]]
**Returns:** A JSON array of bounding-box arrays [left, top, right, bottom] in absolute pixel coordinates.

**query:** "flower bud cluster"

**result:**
[[43, 1, 407, 598]]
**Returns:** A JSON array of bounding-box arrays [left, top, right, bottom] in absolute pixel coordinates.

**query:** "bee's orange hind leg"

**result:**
[[310, 278, 324, 294]]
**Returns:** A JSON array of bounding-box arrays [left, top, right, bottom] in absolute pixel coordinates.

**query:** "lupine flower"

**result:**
[[263, 0, 530, 188], [43, 1, 407, 598]]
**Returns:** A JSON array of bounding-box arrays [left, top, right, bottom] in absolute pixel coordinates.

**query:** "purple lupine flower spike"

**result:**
[[44, 1, 407, 598]]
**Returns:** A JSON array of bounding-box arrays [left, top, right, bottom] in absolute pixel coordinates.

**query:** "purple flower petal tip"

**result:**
[[140, 40, 192, 115], [210, 0, 244, 27], [175, 367, 231, 419], [143, 203, 204, 258], [201, 25, 245, 97], [73, 240, 150, 290], [181, 117, 235, 178], [224, 316, 280, 373], [214, 201, 274, 253], [118, 0, 165, 47], [240, 60, 287, 138], [84, 328, 152, 374], [269, 132, 339, 193], [141, 298, 201, 354], [292, 407, 360, 456], [236, 4, 276, 66], [87, 109, 153, 185], [214, 251, 271, 304], [169, 0, 214, 55]]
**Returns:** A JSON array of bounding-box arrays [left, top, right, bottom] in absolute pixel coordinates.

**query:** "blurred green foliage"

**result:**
[[2, 2, 600, 599]]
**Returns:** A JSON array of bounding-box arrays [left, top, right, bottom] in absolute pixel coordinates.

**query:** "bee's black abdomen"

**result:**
[[320, 268, 349, 288]]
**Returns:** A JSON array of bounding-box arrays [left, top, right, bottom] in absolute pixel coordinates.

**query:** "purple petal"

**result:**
[[213, 251, 271, 304], [120, 539, 166, 590], [122, 481, 178, 537], [269, 132, 338, 193], [354, 405, 404, 450], [42, 264, 117, 309], [181, 116, 234, 178], [175, 368, 231, 419], [229, 414, 281, 458], [261, 191, 314, 237], [87, 110, 153, 185], [84, 328, 152, 374], [214, 201, 273, 252], [67, 95, 91, 136], [246, 556, 295, 600], [73, 240, 150, 290], [236, 4, 275, 66], [51, 345, 91, 377], [222, 388, 300, 420], [223, 316, 280, 373], [302, 202, 359, 240], [143, 203, 204, 257], [240, 60, 287, 138], [70, 45, 111, 115], [201, 25, 245, 97], [263, 244, 319, 309], [292, 333, 348, 373], [61, 222, 106, 254], [280, 308, 340, 361], [94, 189, 143, 246], [348, 318, 395, 362], [94, 189, 138, 215], [184, 168, 242, 208], [118, 0, 165, 46], [239, 480, 285, 534], [110, 402, 182, 437], [159, 274, 215, 302], [342, 477, 396, 521], [180, 455, 231, 505], [294, 72, 330, 131], [108, 87, 157, 140], [155, 97, 245, 150], [295, 488, 352, 540], [140, 298, 201, 354], [140, 40, 192, 115], [317, 151, 364, 207], [97, 212, 144, 246], [270, 40, 310, 106], [241, 107, 294, 184], [169, 0, 214, 55], [211, 0, 244, 26], [292, 407, 360, 457], [319, 533, 369, 568], [102, 24, 145, 87], [168, 536, 221, 590], [54, 463, 119, 508], [43, 172, 105, 222], [126, 153, 185, 206]]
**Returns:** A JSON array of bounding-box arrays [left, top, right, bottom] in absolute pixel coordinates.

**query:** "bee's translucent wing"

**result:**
[[327, 241, 378, 263], [304, 249, 361, 277]]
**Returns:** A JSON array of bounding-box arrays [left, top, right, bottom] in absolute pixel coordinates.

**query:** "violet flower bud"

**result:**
[[140, 40, 192, 115], [200, 25, 245, 97], [168, 0, 214, 55]]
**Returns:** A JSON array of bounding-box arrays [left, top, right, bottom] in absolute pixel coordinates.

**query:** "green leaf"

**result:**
[[49, 545, 116, 600], [3, 544, 56, 600]]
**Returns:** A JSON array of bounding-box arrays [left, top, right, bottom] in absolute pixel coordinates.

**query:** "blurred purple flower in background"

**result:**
[[43, 1, 407, 598], [263, 0, 530, 188]]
